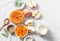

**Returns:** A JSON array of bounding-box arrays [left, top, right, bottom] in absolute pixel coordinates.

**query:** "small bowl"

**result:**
[[36, 25, 48, 36], [24, 35, 34, 41], [15, 24, 28, 38], [14, 0, 25, 9], [7, 25, 15, 33]]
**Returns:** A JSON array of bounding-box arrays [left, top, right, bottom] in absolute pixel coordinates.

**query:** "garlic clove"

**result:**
[[25, 19, 33, 26], [26, 26, 36, 33]]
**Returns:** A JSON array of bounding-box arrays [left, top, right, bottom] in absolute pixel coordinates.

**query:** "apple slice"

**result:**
[[28, 0, 36, 9]]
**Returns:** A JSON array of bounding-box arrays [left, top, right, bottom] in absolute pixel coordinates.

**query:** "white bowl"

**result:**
[[36, 25, 48, 36], [24, 35, 34, 41], [14, 1, 25, 9]]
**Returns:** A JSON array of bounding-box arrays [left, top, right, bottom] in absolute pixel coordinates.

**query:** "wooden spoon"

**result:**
[[0, 18, 10, 31]]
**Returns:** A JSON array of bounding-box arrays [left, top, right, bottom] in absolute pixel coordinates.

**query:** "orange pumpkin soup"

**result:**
[[15, 24, 28, 38], [10, 10, 24, 24]]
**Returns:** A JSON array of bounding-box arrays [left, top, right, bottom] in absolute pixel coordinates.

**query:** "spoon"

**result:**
[[0, 18, 10, 31]]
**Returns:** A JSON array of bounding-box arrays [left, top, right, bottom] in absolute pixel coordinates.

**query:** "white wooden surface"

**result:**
[[0, 0, 60, 41]]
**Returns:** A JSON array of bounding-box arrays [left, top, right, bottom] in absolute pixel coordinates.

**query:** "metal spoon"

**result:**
[[0, 18, 10, 31]]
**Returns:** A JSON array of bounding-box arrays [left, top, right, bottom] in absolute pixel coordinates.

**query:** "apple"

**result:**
[[32, 10, 41, 19], [28, 1, 36, 9], [25, 19, 33, 26]]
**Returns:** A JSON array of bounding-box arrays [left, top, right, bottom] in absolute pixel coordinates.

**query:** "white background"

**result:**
[[0, 0, 60, 41]]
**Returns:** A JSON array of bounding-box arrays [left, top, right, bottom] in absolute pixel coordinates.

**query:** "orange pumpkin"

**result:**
[[15, 24, 28, 38], [10, 10, 24, 24]]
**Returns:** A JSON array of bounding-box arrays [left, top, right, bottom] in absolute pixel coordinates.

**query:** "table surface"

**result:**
[[0, 0, 60, 41]]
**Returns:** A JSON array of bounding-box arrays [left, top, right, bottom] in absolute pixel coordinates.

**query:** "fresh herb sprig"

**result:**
[[2, 33, 8, 38], [2, 29, 9, 38], [15, 0, 23, 7]]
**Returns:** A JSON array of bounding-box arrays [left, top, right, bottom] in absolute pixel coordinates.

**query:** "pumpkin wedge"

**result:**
[[10, 10, 24, 24]]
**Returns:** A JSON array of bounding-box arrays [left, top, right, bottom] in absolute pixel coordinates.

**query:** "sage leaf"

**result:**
[[2, 33, 8, 38], [15, 0, 23, 7], [4, 29, 9, 35]]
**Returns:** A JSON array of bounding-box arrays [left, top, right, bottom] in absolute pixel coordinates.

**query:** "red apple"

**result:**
[[22, 8, 32, 17]]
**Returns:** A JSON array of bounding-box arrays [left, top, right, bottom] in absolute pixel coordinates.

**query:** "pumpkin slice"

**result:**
[[10, 10, 24, 24], [15, 24, 28, 38]]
